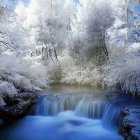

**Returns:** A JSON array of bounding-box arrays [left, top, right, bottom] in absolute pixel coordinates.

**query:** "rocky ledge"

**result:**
[[120, 108, 140, 140], [0, 93, 36, 121]]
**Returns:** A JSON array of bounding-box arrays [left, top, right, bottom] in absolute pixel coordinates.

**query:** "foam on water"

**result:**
[[34, 93, 121, 130], [0, 111, 123, 140]]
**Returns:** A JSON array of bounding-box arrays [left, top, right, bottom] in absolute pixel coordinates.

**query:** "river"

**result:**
[[0, 85, 140, 140]]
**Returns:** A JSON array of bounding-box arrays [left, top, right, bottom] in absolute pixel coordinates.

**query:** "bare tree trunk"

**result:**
[[101, 31, 109, 61]]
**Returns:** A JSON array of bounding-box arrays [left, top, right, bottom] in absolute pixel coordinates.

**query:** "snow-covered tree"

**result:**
[[0, 0, 26, 54], [0, 0, 14, 52], [20, 0, 75, 66], [71, 0, 115, 65]]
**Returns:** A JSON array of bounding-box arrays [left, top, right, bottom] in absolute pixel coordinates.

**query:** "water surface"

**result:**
[[1, 85, 139, 140]]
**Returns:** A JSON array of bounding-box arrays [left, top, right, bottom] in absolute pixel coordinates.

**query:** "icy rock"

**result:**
[[120, 108, 140, 140], [0, 92, 36, 121]]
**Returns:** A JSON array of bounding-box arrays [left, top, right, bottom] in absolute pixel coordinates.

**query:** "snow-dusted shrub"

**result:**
[[47, 56, 74, 84], [103, 44, 140, 95], [61, 65, 103, 87], [47, 65, 61, 84], [0, 54, 49, 91], [17, 57, 49, 89], [48, 56, 104, 88], [0, 69, 33, 92], [0, 53, 50, 105], [6, 73, 33, 92], [0, 81, 17, 96]]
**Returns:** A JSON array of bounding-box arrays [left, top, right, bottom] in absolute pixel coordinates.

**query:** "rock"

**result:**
[[0, 92, 36, 121], [120, 108, 140, 140], [14, 92, 36, 103]]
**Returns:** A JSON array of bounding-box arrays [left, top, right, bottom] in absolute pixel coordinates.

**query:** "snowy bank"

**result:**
[[0, 54, 49, 105], [46, 52, 140, 96], [103, 43, 140, 96], [120, 108, 140, 140], [47, 56, 104, 88]]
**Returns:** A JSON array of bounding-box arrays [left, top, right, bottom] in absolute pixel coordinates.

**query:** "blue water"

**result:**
[[1, 85, 138, 140], [0, 111, 123, 140]]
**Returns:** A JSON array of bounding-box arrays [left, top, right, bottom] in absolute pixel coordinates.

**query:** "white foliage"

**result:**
[[0, 81, 17, 106], [48, 56, 103, 87], [0, 81, 17, 96], [6, 73, 33, 92], [0, 54, 49, 91], [103, 43, 140, 95]]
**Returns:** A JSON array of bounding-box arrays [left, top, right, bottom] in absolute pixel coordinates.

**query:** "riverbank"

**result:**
[[0, 92, 36, 121], [120, 108, 140, 140]]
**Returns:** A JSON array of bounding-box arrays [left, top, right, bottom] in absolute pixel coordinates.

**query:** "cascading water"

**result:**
[[34, 93, 85, 115], [103, 101, 121, 129], [1, 87, 131, 140], [33, 92, 121, 130], [75, 99, 106, 118]]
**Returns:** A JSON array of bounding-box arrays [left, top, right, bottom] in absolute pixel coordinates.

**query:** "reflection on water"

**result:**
[[0, 85, 139, 140]]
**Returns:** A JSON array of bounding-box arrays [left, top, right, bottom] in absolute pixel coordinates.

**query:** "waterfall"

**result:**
[[34, 93, 84, 115], [102, 101, 121, 129], [75, 100, 105, 118], [75, 99, 121, 129], [34, 93, 121, 130]]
